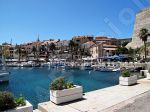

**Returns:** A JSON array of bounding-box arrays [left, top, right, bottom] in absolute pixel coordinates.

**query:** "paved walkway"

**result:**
[[109, 90, 150, 112], [37, 79, 150, 112]]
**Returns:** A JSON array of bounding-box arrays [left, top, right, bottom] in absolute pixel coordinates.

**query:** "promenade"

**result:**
[[35, 78, 150, 112]]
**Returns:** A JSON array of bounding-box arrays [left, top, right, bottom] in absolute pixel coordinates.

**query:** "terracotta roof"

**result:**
[[73, 36, 94, 39], [96, 36, 111, 41], [56, 40, 69, 44], [103, 44, 117, 48], [82, 41, 95, 48], [90, 44, 97, 48], [96, 37, 118, 41], [41, 40, 58, 45], [83, 41, 95, 45], [103, 48, 116, 51]]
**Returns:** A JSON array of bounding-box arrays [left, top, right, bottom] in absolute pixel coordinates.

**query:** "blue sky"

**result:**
[[0, 0, 150, 44]]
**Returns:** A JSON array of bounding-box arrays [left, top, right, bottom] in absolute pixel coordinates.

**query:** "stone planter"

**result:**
[[146, 73, 150, 80], [119, 75, 137, 86], [140, 70, 148, 77], [50, 85, 83, 104], [5, 100, 33, 112]]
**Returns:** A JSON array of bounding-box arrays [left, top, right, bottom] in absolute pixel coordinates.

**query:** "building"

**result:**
[[72, 35, 94, 45], [127, 7, 150, 49], [95, 36, 119, 46], [89, 43, 103, 59], [41, 40, 58, 47], [102, 44, 118, 57], [118, 38, 132, 47], [1, 43, 14, 59], [55, 40, 70, 51], [90, 43, 117, 59], [81, 41, 95, 49], [54, 40, 71, 59], [0, 45, 2, 57], [21, 43, 32, 55]]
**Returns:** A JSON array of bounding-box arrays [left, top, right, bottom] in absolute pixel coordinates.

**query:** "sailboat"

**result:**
[[0, 56, 10, 82]]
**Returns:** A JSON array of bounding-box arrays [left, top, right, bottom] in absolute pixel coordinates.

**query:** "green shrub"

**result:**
[[50, 77, 74, 90], [0, 92, 26, 111], [15, 97, 26, 107], [0, 91, 16, 111], [121, 70, 131, 77], [50, 77, 66, 90], [65, 82, 74, 89]]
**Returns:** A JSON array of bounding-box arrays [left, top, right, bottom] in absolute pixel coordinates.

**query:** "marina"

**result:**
[[0, 1, 150, 112], [0, 67, 120, 109]]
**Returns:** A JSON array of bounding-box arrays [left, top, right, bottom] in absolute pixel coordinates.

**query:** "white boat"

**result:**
[[93, 63, 120, 72], [0, 70, 9, 82], [0, 56, 10, 82], [41, 62, 50, 67], [20, 62, 33, 67], [80, 57, 94, 70], [80, 63, 93, 70], [7, 63, 20, 67]]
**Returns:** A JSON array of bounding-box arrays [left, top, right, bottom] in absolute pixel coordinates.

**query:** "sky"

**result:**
[[0, 0, 150, 44]]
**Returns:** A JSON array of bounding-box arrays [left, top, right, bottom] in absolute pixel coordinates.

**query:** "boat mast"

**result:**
[[2, 54, 7, 71]]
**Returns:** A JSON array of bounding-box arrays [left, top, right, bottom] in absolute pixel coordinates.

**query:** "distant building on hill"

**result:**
[[89, 42, 118, 59], [95, 36, 119, 46], [118, 38, 132, 47], [81, 41, 95, 49], [72, 35, 94, 45]]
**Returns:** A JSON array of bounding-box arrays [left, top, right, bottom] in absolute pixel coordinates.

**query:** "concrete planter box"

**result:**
[[50, 85, 83, 104], [119, 75, 137, 86], [140, 70, 148, 77], [5, 100, 33, 112], [146, 73, 150, 80]]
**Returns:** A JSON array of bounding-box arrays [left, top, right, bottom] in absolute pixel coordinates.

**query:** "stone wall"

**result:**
[[127, 7, 150, 49]]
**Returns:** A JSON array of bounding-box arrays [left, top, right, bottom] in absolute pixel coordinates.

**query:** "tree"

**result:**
[[69, 40, 75, 52], [24, 50, 28, 60], [32, 46, 37, 59], [128, 47, 134, 55], [128, 47, 134, 61], [15, 45, 22, 62], [39, 45, 46, 54], [49, 43, 56, 56], [116, 47, 128, 55], [69, 40, 76, 60], [139, 28, 150, 60], [122, 41, 129, 47], [2, 46, 10, 59]]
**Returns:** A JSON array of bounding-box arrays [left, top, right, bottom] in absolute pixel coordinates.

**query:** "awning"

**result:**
[[103, 48, 116, 51], [82, 57, 95, 60]]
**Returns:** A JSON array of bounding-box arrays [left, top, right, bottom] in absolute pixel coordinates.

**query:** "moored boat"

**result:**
[[0, 70, 10, 82], [0, 56, 10, 82]]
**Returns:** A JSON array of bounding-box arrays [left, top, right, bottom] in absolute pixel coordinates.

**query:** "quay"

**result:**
[[36, 79, 150, 112]]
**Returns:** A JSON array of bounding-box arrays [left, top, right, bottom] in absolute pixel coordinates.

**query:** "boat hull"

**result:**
[[0, 72, 9, 82]]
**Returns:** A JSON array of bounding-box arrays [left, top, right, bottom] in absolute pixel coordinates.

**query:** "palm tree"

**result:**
[[69, 40, 75, 51], [69, 40, 76, 60], [15, 45, 22, 62], [139, 28, 150, 60], [24, 50, 28, 61], [45, 43, 50, 61], [49, 43, 56, 57], [32, 46, 37, 59], [128, 47, 134, 61]]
